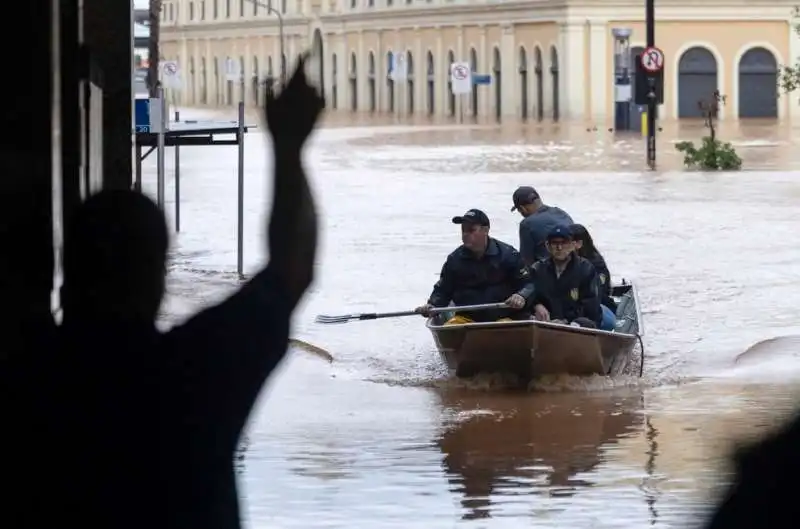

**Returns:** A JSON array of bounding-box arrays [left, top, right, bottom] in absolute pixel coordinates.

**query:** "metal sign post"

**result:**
[[450, 62, 472, 125], [156, 86, 167, 210], [644, 0, 661, 170]]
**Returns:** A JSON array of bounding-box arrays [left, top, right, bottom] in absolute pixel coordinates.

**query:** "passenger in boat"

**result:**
[[529, 225, 602, 328], [414, 208, 535, 324], [570, 223, 617, 332], [510, 185, 574, 266]]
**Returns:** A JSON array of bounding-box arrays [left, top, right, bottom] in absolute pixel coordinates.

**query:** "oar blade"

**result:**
[[290, 339, 335, 363], [314, 314, 352, 324]]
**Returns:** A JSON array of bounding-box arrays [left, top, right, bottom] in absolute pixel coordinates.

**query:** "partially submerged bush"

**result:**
[[674, 90, 742, 171], [675, 137, 742, 171]]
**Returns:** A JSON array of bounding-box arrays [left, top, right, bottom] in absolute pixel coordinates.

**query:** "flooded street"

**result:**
[[145, 112, 800, 528]]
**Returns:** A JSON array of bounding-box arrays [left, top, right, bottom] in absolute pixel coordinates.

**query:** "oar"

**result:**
[[314, 302, 509, 325], [734, 335, 800, 365], [289, 338, 335, 363]]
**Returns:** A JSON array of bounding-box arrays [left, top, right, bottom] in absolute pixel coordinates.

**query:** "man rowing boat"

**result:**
[[415, 209, 535, 324]]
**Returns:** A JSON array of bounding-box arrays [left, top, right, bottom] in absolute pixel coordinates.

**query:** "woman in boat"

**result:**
[[569, 223, 617, 331]]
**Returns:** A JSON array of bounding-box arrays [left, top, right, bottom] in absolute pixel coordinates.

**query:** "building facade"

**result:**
[[160, 0, 799, 123]]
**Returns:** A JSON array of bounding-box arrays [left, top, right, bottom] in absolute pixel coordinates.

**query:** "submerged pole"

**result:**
[[156, 85, 166, 209], [174, 110, 181, 232], [236, 101, 245, 280], [646, 0, 657, 169]]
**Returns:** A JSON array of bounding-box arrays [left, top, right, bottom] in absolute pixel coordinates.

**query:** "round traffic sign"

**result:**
[[641, 46, 664, 73], [452, 64, 468, 80]]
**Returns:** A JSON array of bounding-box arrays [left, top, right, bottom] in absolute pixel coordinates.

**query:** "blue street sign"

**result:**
[[472, 74, 492, 85], [135, 98, 151, 133]]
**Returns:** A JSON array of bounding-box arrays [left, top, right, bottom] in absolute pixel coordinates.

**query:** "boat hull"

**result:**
[[426, 283, 643, 380]]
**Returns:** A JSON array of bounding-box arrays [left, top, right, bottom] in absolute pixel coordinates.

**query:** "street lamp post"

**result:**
[[245, 0, 286, 85]]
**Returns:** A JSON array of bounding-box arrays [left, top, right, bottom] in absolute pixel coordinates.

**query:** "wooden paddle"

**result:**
[[289, 338, 335, 363], [314, 302, 509, 325]]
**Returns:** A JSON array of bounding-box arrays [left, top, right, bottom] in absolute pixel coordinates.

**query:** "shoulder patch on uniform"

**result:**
[[599, 273, 606, 284], [519, 267, 530, 277], [570, 288, 579, 301]]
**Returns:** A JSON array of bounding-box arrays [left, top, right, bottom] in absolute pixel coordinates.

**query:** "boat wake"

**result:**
[[365, 367, 653, 393]]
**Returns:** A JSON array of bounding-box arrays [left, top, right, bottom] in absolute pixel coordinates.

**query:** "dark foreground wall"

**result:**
[[0, 0, 133, 332]]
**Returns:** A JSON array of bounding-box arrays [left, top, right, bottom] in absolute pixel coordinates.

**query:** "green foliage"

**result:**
[[674, 89, 742, 171], [675, 137, 742, 171], [778, 7, 800, 96]]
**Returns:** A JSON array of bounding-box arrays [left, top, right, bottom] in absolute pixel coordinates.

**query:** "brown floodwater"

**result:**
[[147, 109, 800, 528]]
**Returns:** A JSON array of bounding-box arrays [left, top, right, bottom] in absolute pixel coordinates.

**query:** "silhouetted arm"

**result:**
[[164, 263, 293, 449], [164, 147, 314, 449]]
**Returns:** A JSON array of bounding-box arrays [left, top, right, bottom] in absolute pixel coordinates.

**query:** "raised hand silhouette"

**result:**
[[34, 50, 326, 529], [265, 52, 323, 309]]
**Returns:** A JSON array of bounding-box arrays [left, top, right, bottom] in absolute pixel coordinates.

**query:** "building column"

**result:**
[[357, 30, 366, 111], [558, 21, 586, 120], [790, 18, 800, 120], [589, 20, 608, 125], [414, 30, 422, 116], [435, 29, 443, 117], [479, 26, 487, 117], [501, 23, 515, 118]]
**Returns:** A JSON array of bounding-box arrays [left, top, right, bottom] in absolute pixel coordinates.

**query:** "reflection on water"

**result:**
[[435, 389, 644, 521]]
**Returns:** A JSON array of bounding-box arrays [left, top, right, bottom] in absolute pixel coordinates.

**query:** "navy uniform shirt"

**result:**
[[519, 205, 574, 265], [428, 238, 535, 322], [531, 254, 602, 325]]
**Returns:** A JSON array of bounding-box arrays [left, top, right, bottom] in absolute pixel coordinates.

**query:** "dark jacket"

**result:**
[[585, 252, 617, 312], [519, 205, 574, 265], [531, 254, 602, 325], [428, 238, 535, 322]]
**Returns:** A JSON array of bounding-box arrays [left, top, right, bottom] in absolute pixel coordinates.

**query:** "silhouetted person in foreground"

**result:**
[[704, 412, 800, 529], [46, 57, 323, 528]]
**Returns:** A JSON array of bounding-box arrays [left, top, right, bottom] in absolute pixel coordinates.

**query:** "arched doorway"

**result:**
[[252, 56, 259, 106], [426, 50, 435, 115], [518, 47, 528, 120], [534, 47, 543, 121], [493, 47, 502, 121], [678, 46, 718, 118], [368, 52, 376, 112], [447, 50, 455, 117], [406, 50, 415, 115], [331, 53, 338, 110], [469, 48, 478, 117], [738, 47, 778, 118], [386, 51, 395, 112], [312, 29, 325, 97], [349, 52, 358, 111], [550, 46, 559, 121]]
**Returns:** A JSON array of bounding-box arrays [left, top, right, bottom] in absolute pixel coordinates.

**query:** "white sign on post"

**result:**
[[225, 57, 241, 81], [160, 61, 182, 90], [450, 62, 472, 94], [389, 52, 407, 82]]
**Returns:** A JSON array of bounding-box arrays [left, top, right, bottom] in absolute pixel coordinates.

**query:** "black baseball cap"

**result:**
[[452, 208, 490, 227], [510, 186, 540, 211], [546, 225, 573, 241]]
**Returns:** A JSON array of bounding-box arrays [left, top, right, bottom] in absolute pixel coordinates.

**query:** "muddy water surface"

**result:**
[[145, 112, 800, 528]]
